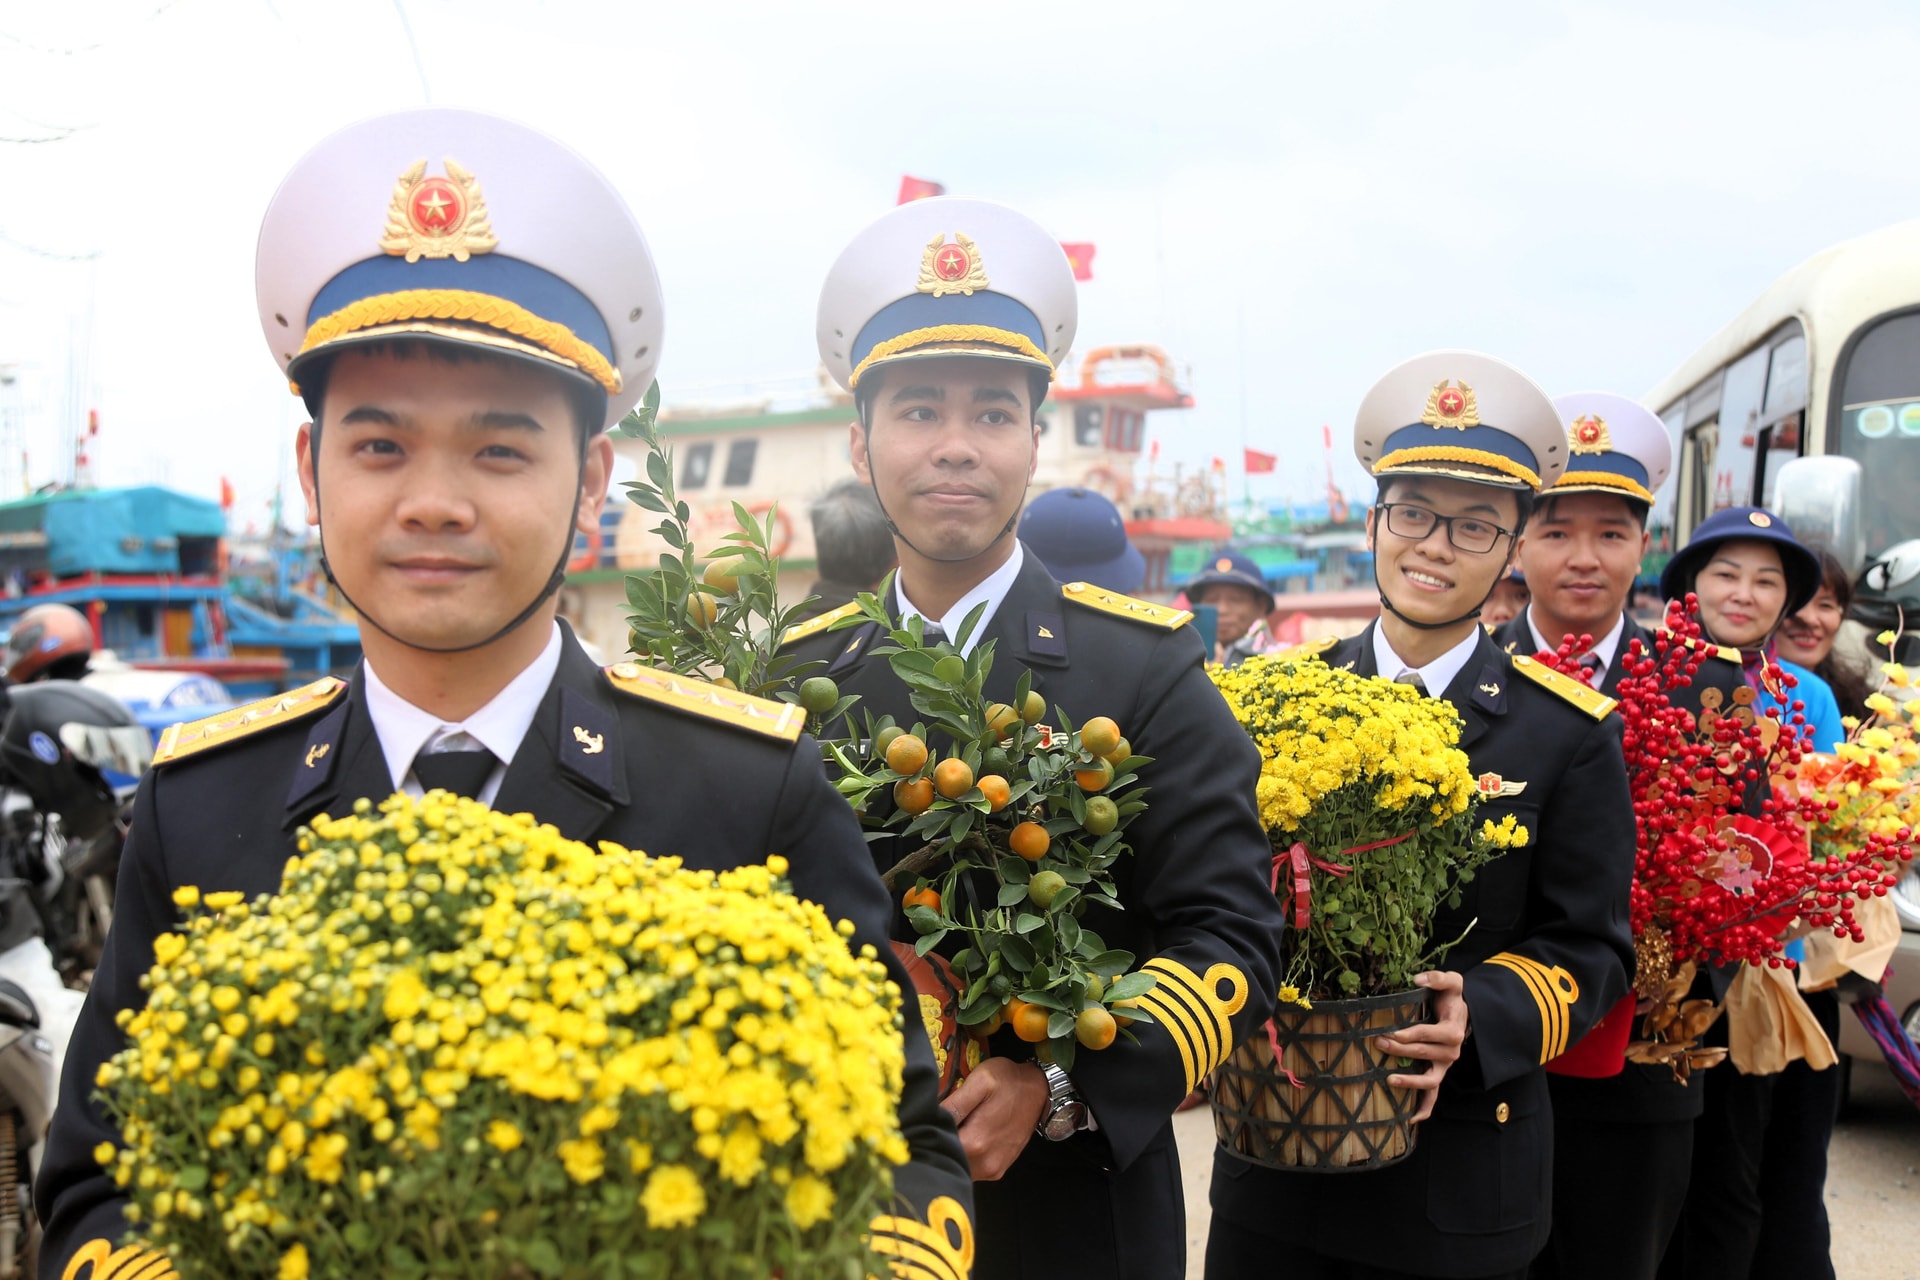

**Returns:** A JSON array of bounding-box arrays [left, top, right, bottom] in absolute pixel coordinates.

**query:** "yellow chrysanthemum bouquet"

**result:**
[[1210, 656, 1525, 1001], [1207, 656, 1525, 1171], [95, 793, 911, 1280]]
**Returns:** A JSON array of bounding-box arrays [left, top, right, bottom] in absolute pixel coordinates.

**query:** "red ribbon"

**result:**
[[1264, 829, 1417, 1086]]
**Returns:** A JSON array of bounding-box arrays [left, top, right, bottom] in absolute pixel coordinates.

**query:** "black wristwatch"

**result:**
[[1035, 1061, 1087, 1140]]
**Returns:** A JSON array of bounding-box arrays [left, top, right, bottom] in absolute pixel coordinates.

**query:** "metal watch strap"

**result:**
[[1035, 1061, 1080, 1138]]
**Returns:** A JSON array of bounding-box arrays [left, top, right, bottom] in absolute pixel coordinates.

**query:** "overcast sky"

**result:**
[[2, 0, 1917, 528]]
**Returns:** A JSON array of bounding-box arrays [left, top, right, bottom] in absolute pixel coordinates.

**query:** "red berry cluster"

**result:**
[[1542, 596, 1913, 973]]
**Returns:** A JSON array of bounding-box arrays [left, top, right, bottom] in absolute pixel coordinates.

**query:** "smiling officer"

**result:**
[[783, 197, 1284, 1280], [35, 109, 971, 1280], [1208, 353, 1636, 1280]]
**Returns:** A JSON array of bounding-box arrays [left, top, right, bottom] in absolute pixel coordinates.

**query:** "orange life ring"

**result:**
[[748, 502, 794, 559], [567, 526, 603, 573], [1079, 466, 1128, 502]]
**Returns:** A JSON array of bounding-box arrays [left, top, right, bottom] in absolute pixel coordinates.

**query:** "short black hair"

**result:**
[[808, 478, 896, 587], [1374, 475, 1537, 538], [853, 363, 1052, 428], [1533, 490, 1651, 530], [300, 340, 605, 446]]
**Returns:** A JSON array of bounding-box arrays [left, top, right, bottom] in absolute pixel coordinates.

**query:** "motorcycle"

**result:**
[[0, 680, 151, 1279]]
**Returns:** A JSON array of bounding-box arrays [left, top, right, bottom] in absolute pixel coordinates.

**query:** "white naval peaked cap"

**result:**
[[256, 107, 663, 431], [1353, 349, 1565, 491], [1548, 391, 1673, 504], [816, 196, 1078, 393]]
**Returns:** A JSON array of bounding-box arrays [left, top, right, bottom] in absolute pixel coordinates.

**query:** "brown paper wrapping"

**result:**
[[1797, 893, 1901, 992], [1726, 961, 1838, 1075]]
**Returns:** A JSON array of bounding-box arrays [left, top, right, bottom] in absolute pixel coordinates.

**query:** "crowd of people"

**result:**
[[23, 101, 1895, 1280]]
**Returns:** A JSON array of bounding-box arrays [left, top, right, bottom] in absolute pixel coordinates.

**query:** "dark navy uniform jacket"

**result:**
[[1209, 622, 1635, 1278], [781, 549, 1285, 1280], [36, 629, 973, 1280], [1493, 610, 1749, 1127]]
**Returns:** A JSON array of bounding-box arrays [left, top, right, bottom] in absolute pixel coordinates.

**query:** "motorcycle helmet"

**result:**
[[4, 604, 93, 684]]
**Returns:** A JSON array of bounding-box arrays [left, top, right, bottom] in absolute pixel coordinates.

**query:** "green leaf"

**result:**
[[1046, 1010, 1075, 1039], [1014, 912, 1045, 934], [914, 929, 950, 956], [1104, 971, 1159, 1002], [522, 1239, 565, 1279], [1086, 949, 1135, 976], [905, 905, 945, 934], [175, 1163, 209, 1191], [997, 883, 1030, 907]]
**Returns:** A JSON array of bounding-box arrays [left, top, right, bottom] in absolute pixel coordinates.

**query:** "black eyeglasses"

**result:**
[[1376, 503, 1515, 555]]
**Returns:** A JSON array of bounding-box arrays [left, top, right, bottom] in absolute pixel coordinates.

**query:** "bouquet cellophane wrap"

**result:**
[[1797, 892, 1901, 992], [1725, 961, 1838, 1075]]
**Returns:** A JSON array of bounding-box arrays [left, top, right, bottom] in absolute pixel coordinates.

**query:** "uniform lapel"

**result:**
[[493, 628, 624, 841], [1442, 630, 1510, 752], [989, 553, 1070, 702], [285, 673, 394, 830]]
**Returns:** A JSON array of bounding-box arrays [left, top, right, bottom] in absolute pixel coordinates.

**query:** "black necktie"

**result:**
[[921, 623, 947, 647], [1394, 671, 1426, 694], [1579, 652, 1604, 682], [411, 749, 497, 799]]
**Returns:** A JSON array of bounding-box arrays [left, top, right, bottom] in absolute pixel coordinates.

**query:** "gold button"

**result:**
[[611, 662, 641, 679], [1495, 1102, 1511, 1124]]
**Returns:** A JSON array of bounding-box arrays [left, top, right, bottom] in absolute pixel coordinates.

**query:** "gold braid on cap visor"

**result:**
[[298, 288, 622, 394], [848, 324, 1052, 389], [1373, 445, 1542, 490], [1553, 470, 1656, 504]]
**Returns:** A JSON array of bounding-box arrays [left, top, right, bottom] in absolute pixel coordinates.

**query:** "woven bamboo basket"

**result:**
[[1211, 987, 1431, 1172]]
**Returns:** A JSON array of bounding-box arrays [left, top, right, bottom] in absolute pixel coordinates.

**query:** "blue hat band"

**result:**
[[1554, 452, 1653, 503], [1376, 423, 1542, 489], [297, 254, 618, 392], [849, 290, 1048, 388]]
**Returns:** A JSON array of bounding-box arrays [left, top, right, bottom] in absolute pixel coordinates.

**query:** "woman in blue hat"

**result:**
[[1658, 506, 1845, 753], [1656, 505, 1845, 1280]]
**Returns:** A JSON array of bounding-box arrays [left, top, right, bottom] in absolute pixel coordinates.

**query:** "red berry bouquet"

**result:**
[[1541, 597, 1913, 1081]]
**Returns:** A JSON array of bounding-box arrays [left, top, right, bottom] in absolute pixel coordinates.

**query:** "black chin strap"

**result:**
[[311, 420, 585, 655], [1370, 553, 1506, 632], [859, 401, 1028, 566]]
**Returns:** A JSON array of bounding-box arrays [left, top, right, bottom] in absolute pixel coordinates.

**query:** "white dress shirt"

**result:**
[[1371, 623, 1483, 698], [1525, 608, 1627, 683], [895, 541, 1027, 657], [361, 621, 564, 807]]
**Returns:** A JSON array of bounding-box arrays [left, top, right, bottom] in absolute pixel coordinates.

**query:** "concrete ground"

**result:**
[[1174, 1055, 1920, 1280]]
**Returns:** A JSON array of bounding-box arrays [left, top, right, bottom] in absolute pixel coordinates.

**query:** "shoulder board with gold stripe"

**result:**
[[1510, 654, 1616, 720], [1656, 629, 1740, 664], [152, 676, 348, 767], [1274, 635, 1340, 663], [603, 662, 804, 742], [1060, 582, 1192, 629], [778, 601, 862, 648]]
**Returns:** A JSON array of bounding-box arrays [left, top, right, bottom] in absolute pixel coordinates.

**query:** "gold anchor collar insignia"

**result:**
[[379, 157, 499, 263], [305, 743, 331, 769], [917, 232, 991, 298], [1420, 379, 1479, 430], [1036, 625, 1055, 639], [1569, 413, 1612, 455], [1477, 771, 1528, 798], [1479, 682, 1501, 698], [572, 725, 605, 755]]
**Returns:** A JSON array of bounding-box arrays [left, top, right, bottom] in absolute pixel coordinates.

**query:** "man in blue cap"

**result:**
[[1183, 550, 1276, 665], [1017, 486, 1145, 594], [783, 196, 1283, 1280], [36, 108, 973, 1280]]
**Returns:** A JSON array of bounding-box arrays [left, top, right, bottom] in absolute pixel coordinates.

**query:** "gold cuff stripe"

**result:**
[[153, 675, 347, 766], [1486, 952, 1580, 1061], [1374, 446, 1543, 490], [1552, 470, 1656, 504], [868, 1196, 973, 1280], [63, 1241, 178, 1280], [779, 600, 864, 648], [1140, 959, 1249, 1091], [300, 288, 623, 395], [1136, 988, 1205, 1093], [849, 324, 1053, 388]]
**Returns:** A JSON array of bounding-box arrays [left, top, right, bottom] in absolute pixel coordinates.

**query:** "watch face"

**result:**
[[1043, 1101, 1085, 1141]]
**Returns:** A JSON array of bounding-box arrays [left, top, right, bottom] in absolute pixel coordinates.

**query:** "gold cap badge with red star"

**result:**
[[378, 158, 498, 263], [1420, 379, 1480, 430], [916, 232, 992, 298], [1569, 414, 1612, 455]]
